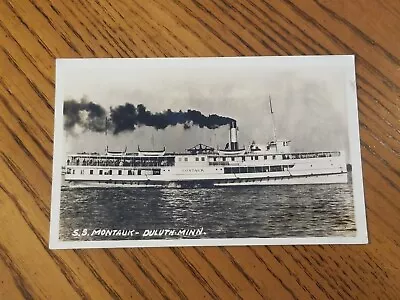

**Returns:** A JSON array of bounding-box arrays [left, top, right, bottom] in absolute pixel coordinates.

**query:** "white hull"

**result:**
[[63, 172, 348, 189], [214, 173, 348, 186]]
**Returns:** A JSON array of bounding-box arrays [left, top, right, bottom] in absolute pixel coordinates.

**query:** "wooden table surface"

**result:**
[[0, 0, 399, 299]]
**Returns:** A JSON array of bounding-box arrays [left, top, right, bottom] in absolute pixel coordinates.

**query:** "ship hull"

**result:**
[[63, 172, 348, 189], [214, 172, 348, 186]]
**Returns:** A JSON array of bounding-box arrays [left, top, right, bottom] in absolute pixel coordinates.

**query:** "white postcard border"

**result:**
[[49, 55, 368, 249]]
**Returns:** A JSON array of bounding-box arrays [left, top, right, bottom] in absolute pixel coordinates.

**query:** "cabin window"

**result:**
[[80, 170, 84, 175], [109, 170, 113, 175], [67, 168, 71, 174], [213, 157, 217, 162], [90, 170, 93, 175], [195, 157, 199, 161], [272, 155, 276, 160], [153, 169, 161, 175], [99, 170, 103, 175], [118, 170, 122, 175], [270, 165, 283, 172], [239, 167, 247, 173], [184, 157, 188, 162], [178, 157, 182, 162], [72, 170, 75, 174], [264, 155, 268, 160], [255, 167, 263, 172], [255, 156, 259, 160], [231, 157, 235, 161], [224, 168, 232, 174], [128, 170, 132, 175], [138, 170, 141, 175], [222, 157, 226, 162], [201, 157, 205, 161]]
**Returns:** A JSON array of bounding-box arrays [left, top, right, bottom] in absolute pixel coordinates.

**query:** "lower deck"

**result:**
[[64, 170, 348, 188]]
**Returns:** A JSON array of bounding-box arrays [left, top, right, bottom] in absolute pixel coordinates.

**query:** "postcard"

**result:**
[[49, 55, 368, 249]]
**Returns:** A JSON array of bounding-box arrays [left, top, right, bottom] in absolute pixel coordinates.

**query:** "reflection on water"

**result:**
[[59, 183, 356, 241]]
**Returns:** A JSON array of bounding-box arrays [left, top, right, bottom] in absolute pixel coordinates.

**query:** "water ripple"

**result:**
[[59, 183, 356, 241]]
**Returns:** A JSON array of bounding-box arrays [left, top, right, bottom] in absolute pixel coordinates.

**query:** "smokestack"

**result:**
[[229, 121, 239, 150]]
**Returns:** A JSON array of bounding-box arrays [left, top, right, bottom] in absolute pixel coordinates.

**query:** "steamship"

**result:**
[[63, 102, 348, 188]]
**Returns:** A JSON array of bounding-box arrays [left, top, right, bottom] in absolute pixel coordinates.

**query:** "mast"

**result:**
[[269, 95, 277, 142], [105, 116, 108, 153]]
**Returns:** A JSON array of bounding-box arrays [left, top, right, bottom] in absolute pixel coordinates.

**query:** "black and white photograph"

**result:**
[[49, 55, 368, 249]]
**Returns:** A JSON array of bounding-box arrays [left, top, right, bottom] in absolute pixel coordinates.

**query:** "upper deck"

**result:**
[[65, 150, 342, 168]]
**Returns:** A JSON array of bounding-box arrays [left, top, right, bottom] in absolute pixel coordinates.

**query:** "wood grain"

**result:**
[[0, 0, 399, 299]]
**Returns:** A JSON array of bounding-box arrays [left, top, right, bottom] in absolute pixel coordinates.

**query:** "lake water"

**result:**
[[59, 180, 356, 241]]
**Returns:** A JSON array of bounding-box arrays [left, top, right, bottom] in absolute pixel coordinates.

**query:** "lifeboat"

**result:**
[[217, 149, 246, 156], [137, 146, 166, 157]]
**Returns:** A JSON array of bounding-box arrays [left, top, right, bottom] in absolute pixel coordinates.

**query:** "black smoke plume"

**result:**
[[110, 103, 235, 134], [63, 99, 235, 134], [63, 98, 107, 133]]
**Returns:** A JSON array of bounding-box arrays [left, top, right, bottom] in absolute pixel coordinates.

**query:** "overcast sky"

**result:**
[[58, 56, 356, 163]]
